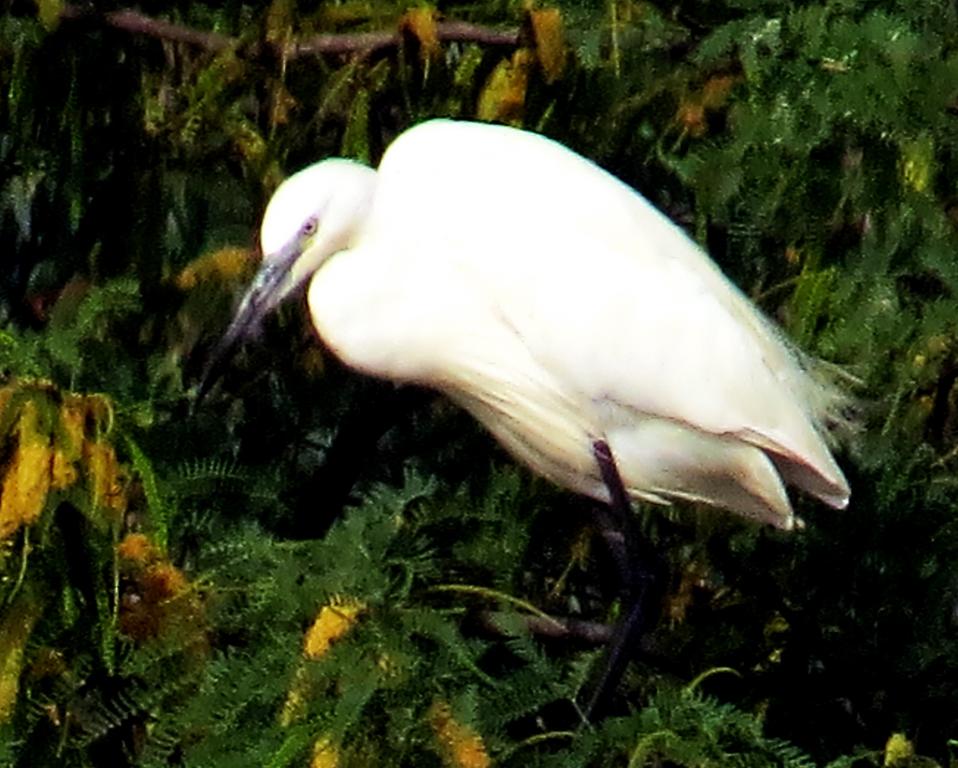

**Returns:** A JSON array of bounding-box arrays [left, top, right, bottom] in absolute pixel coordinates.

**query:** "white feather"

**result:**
[[261, 119, 851, 530]]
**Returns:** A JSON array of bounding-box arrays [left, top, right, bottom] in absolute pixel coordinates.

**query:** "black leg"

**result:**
[[592, 440, 639, 587], [583, 439, 664, 721]]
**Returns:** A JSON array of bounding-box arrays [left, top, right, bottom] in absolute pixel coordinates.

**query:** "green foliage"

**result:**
[[588, 685, 819, 768], [0, 279, 140, 382], [0, 0, 957, 766]]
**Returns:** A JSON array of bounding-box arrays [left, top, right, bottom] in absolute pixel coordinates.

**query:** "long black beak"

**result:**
[[193, 237, 303, 405]]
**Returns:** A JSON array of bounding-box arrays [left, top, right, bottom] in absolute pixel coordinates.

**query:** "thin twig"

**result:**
[[57, 5, 519, 57], [477, 610, 614, 644], [61, 6, 234, 51], [291, 22, 518, 57]]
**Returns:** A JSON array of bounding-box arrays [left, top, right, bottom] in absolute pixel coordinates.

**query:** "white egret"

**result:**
[[199, 118, 852, 718], [204, 118, 850, 533]]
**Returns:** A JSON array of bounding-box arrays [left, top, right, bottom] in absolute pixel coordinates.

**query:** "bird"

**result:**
[[201, 117, 850, 534], [198, 117, 852, 718]]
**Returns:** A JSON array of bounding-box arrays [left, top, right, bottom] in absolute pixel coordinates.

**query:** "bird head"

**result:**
[[194, 159, 377, 400]]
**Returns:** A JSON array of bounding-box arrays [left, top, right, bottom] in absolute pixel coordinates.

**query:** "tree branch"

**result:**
[[58, 5, 519, 57], [61, 6, 234, 51], [290, 22, 518, 57], [476, 611, 668, 662], [477, 611, 614, 645]]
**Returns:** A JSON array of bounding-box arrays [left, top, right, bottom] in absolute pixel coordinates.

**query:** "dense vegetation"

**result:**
[[1, 1, 957, 765]]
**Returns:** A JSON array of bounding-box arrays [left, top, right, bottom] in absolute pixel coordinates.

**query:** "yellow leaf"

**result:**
[[429, 700, 491, 768], [0, 402, 52, 540], [33, 0, 62, 31], [0, 387, 13, 424], [117, 532, 159, 565], [303, 597, 366, 660], [279, 667, 308, 726], [700, 74, 739, 109], [477, 49, 534, 125], [884, 733, 914, 767], [319, 3, 379, 25], [550, 525, 590, 598], [59, 396, 86, 451], [401, 7, 441, 61], [342, 89, 372, 166], [675, 76, 740, 139], [27, 648, 66, 682], [675, 99, 707, 138], [83, 440, 127, 521], [265, 0, 294, 47], [51, 395, 86, 491], [529, 9, 566, 83], [120, 560, 204, 645], [50, 451, 77, 492], [83, 393, 113, 434], [141, 562, 188, 602], [233, 120, 268, 165], [0, 595, 43, 722], [299, 346, 326, 380], [174, 247, 257, 291], [310, 735, 341, 768], [376, 651, 398, 677], [269, 81, 297, 129], [665, 559, 711, 626], [900, 135, 935, 194]]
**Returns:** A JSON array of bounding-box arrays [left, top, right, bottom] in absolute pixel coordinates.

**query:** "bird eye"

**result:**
[[300, 218, 318, 238]]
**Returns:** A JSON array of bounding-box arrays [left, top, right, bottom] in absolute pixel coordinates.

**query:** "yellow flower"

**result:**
[[303, 597, 366, 660], [428, 701, 491, 768]]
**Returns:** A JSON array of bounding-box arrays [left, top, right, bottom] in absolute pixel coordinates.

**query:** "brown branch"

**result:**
[[58, 5, 518, 57], [288, 30, 398, 58], [290, 22, 518, 57], [61, 6, 234, 51], [475, 611, 668, 664], [477, 611, 614, 645], [108, 9, 235, 51]]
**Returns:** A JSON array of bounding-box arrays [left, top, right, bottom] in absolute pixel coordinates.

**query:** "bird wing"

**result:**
[[360, 120, 849, 509]]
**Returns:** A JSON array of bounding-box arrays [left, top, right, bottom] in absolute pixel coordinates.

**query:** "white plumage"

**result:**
[[236, 118, 849, 530]]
